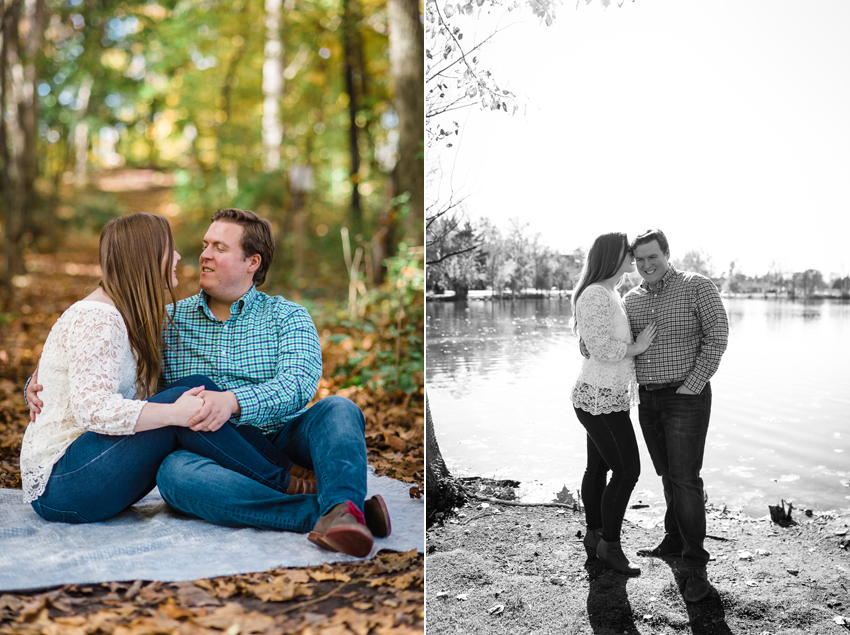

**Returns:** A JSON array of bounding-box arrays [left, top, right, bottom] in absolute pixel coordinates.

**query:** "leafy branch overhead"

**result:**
[[425, 0, 538, 142], [424, 0, 562, 272]]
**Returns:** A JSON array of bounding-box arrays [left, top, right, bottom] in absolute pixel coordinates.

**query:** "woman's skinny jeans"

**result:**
[[574, 406, 641, 543], [31, 375, 296, 523]]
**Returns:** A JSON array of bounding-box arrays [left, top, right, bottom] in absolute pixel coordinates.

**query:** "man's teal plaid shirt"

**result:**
[[161, 286, 323, 433]]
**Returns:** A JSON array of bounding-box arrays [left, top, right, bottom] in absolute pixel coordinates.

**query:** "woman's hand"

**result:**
[[27, 359, 43, 422], [188, 390, 239, 433], [170, 386, 205, 427], [635, 322, 657, 354]]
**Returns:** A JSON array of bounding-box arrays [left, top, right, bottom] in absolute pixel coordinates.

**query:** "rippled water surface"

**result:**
[[426, 297, 850, 517]]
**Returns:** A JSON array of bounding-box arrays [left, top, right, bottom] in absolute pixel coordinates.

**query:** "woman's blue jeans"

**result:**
[[574, 406, 641, 543], [31, 375, 296, 523]]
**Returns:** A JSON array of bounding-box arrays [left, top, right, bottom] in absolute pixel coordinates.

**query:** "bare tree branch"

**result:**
[[426, 242, 481, 266]]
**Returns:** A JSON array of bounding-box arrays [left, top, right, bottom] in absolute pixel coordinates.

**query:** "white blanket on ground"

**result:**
[[0, 470, 423, 592]]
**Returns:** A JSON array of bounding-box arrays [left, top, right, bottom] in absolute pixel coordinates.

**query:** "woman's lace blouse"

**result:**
[[571, 285, 640, 415], [20, 302, 146, 503]]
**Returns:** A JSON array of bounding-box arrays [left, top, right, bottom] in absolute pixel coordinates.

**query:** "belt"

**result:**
[[641, 381, 684, 391]]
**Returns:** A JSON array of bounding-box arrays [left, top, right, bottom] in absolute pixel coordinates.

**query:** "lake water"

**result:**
[[426, 297, 850, 519]]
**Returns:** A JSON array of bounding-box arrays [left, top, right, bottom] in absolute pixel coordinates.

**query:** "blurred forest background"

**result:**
[[0, 0, 424, 490]]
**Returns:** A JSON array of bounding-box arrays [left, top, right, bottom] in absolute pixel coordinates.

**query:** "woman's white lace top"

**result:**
[[20, 301, 146, 503], [571, 285, 639, 415]]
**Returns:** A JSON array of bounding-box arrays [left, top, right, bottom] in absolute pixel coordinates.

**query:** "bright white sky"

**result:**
[[430, 0, 850, 278]]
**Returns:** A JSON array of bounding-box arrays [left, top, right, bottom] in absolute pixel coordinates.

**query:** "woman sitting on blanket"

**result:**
[[20, 212, 316, 524]]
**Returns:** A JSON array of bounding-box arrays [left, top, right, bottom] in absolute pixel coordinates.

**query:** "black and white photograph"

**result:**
[[425, 0, 850, 632]]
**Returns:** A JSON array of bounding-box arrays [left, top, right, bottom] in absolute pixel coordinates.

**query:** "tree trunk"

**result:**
[[14, 0, 44, 242], [0, 0, 17, 308], [262, 0, 283, 173], [342, 0, 361, 230], [72, 77, 93, 184], [387, 0, 424, 242], [287, 162, 313, 281], [426, 395, 466, 526], [1, 0, 24, 308]]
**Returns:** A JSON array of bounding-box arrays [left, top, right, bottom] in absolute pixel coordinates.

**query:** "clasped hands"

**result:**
[[26, 366, 238, 432], [173, 388, 240, 432]]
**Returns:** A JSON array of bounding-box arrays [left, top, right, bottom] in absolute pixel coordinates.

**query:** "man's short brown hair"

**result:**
[[211, 209, 275, 286]]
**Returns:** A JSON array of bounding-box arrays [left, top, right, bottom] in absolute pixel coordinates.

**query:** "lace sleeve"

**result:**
[[576, 286, 627, 362], [68, 308, 145, 435]]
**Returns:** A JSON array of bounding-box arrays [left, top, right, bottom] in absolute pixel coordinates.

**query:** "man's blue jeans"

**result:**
[[638, 383, 712, 569], [31, 375, 295, 523], [155, 396, 367, 533]]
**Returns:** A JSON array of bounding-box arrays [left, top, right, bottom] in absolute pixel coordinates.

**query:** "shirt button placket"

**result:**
[[217, 322, 227, 386]]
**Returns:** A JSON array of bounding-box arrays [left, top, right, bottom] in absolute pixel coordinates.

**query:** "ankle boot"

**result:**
[[289, 464, 316, 481], [286, 475, 317, 495], [583, 527, 600, 559], [597, 538, 641, 576]]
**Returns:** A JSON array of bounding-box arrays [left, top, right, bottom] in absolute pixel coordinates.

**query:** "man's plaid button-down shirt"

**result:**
[[623, 267, 728, 393], [162, 286, 323, 433]]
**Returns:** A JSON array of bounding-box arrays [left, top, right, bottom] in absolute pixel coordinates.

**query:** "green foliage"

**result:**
[[28, 0, 403, 255], [60, 189, 123, 234], [329, 243, 424, 393]]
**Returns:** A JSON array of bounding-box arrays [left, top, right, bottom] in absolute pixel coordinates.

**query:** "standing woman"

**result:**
[[570, 232, 656, 575], [21, 213, 314, 524]]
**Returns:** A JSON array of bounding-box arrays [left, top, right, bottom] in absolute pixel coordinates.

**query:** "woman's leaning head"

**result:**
[[99, 212, 176, 297], [586, 232, 631, 282], [570, 232, 632, 333], [98, 213, 177, 398]]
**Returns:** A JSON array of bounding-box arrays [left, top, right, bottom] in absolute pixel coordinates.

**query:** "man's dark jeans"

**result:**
[[638, 383, 712, 569]]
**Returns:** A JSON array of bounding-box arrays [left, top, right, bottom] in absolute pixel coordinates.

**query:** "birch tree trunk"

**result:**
[[262, 0, 283, 173], [387, 0, 424, 240], [73, 77, 93, 184]]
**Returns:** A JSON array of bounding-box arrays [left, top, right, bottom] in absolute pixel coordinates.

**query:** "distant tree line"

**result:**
[[426, 214, 585, 300], [427, 215, 850, 300]]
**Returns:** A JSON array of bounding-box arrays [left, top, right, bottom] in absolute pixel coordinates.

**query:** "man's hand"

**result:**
[[27, 360, 43, 422], [676, 385, 698, 395], [188, 390, 240, 432], [579, 339, 590, 359]]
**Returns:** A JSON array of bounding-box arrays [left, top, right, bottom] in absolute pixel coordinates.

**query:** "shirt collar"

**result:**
[[641, 265, 678, 293], [196, 285, 258, 321]]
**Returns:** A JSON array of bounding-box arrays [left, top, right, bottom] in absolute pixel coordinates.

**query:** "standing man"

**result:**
[[27, 209, 390, 558], [625, 228, 728, 602]]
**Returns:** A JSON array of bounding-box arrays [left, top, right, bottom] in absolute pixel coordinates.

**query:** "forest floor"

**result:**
[[426, 478, 850, 635], [0, 189, 424, 634]]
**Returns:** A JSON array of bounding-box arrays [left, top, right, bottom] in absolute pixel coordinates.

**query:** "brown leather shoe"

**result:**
[[364, 495, 391, 538], [289, 464, 316, 481], [286, 475, 317, 495], [308, 501, 374, 558]]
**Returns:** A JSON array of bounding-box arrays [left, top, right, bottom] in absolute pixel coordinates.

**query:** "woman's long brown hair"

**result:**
[[98, 213, 177, 398], [570, 232, 630, 335]]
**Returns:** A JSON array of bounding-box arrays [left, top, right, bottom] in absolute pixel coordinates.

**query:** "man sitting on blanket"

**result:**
[[27, 208, 390, 558]]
